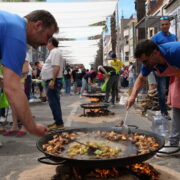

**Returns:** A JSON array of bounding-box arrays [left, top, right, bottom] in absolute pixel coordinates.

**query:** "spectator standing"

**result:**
[[71, 66, 79, 94], [109, 51, 124, 102], [98, 65, 117, 105], [151, 16, 178, 119], [41, 37, 64, 131], [33, 61, 43, 98], [0, 10, 58, 138], [63, 64, 72, 95], [76, 66, 86, 95], [121, 66, 129, 88]]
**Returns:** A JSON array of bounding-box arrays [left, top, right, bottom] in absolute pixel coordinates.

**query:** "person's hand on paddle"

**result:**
[[126, 97, 135, 110]]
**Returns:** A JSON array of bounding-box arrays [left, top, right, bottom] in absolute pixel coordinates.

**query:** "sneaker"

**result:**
[[48, 124, 64, 131], [47, 123, 56, 128], [0, 117, 6, 123], [148, 89, 157, 94], [29, 99, 36, 103], [156, 145, 180, 157], [16, 130, 26, 137], [3, 130, 19, 136]]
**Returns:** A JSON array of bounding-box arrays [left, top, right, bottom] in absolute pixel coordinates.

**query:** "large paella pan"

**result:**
[[37, 127, 164, 168]]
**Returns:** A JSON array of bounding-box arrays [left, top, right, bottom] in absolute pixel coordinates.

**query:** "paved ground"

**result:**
[[0, 91, 179, 180]]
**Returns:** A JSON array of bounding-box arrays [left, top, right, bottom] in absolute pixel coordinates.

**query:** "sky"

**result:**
[[47, 0, 136, 18], [118, 0, 136, 18]]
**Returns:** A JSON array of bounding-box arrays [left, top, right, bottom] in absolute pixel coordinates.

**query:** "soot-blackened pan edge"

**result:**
[[80, 103, 109, 109]]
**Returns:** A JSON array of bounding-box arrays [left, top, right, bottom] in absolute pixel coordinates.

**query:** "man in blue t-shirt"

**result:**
[[151, 16, 178, 119], [0, 10, 59, 138], [127, 40, 180, 155]]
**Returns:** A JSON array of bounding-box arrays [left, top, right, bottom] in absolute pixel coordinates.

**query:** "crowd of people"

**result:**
[[0, 49, 136, 137], [0, 46, 137, 135], [0, 9, 179, 157]]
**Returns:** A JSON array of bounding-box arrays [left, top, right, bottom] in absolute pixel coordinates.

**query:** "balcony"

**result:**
[[124, 45, 129, 52], [124, 29, 129, 37], [125, 56, 129, 61], [146, 0, 163, 15]]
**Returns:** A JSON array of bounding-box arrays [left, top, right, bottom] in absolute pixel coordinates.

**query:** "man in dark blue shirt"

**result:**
[[127, 40, 180, 107], [127, 40, 180, 155], [127, 40, 180, 108]]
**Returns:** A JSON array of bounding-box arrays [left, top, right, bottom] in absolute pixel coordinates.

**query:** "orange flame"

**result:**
[[85, 163, 159, 180], [89, 97, 100, 102], [91, 108, 102, 113]]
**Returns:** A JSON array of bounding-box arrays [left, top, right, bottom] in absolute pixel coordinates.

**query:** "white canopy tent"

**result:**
[[57, 26, 103, 39], [0, 1, 117, 68]]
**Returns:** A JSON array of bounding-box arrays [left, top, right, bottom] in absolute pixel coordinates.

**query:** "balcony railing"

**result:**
[[125, 56, 129, 61], [146, 0, 157, 10], [146, 0, 163, 15]]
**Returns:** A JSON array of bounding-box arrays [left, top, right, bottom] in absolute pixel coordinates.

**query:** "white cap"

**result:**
[[98, 65, 103, 71]]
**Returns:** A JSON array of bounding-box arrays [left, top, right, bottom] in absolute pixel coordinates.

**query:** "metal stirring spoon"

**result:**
[[64, 137, 99, 155], [121, 110, 129, 134]]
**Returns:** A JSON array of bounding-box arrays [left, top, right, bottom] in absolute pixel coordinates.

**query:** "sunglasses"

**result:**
[[160, 16, 170, 20]]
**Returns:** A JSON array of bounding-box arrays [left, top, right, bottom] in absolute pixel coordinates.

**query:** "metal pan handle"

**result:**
[[38, 156, 66, 165], [127, 125, 138, 129], [114, 124, 138, 129]]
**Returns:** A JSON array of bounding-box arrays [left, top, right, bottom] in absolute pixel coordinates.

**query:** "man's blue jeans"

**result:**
[[45, 79, 63, 125], [155, 75, 169, 115]]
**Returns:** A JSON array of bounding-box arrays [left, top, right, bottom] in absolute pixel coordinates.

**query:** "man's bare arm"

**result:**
[[22, 61, 29, 75], [48, 65, 60, 89], [52, 65, 60, 81], [126, 73, 147, 109]]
